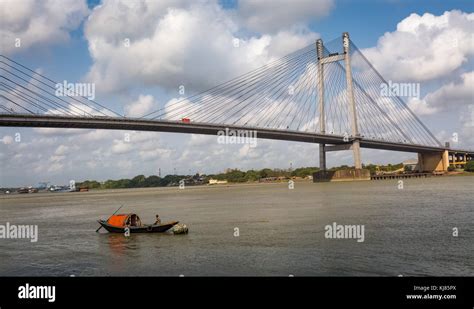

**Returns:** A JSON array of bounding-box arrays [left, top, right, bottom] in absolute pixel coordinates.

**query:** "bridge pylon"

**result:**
[[316, 39, 326, 173], [316, 32, 363, 171], [342, 32, 362, 169]]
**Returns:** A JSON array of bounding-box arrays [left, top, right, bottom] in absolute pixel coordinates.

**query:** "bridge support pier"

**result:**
[[417, 150, 449, 172], [319, 144, 326, 172], [352, 139, 362, 170]]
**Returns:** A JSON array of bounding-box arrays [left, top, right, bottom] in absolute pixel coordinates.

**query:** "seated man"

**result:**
[[154, 215, 161, 225]]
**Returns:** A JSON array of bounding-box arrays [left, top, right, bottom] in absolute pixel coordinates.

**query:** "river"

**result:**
[[0, 176, 472, 276]]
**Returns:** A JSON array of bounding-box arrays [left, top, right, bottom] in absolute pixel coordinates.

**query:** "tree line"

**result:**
[[76, 163, 409, 189]]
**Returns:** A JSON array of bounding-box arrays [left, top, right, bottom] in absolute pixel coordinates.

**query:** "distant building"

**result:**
[[259, 177, 277, 182], [209, 179, 228, 185], [403, 159, 418, 172], [184, 173, 205, 185]]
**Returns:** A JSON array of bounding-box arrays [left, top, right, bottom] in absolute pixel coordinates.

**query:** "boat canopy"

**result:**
[[107, 213, 142, 227]]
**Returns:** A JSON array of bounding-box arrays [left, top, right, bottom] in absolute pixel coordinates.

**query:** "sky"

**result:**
[[0, 0, 473, 187]]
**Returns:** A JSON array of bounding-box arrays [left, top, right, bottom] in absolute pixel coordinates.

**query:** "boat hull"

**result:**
[[97, 220, 178, 233]]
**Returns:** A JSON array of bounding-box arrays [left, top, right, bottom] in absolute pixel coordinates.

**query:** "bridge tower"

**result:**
[[316, 39, 326, 173], [316, 32, 363, 172], [342, 32, 362, 169]]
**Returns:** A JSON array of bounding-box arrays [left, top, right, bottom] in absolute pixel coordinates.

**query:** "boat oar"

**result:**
[[96, 205, 123, 232]]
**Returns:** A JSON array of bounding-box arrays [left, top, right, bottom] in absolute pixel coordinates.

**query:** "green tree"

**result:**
[[225, 169, 246, 182], [145, 175, 161, 187], [245, 170, 260, 181], [103, 180, 118, 189], [259, 168, 273, 178], [131, 175, 146, 187], [116, 179, 131, 188], [465, 161, 474, 172], [291, 167, 319, 178], [77, 180, 101, 189]]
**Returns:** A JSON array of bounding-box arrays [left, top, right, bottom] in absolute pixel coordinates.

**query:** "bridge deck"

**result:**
[[0, 114, 473, 155]]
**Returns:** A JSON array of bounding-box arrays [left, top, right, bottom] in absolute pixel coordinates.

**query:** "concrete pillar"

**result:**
[[418, 153, 426, 172], [319, 144, 326, 172], [443, 150, 449, 170], [342, 32, 362, 169], [352, 140, 362, 169], [316, 39, 326, 172], [418, 151, 449, 172]]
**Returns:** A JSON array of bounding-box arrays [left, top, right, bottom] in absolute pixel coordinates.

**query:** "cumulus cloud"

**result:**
[[139, 148, 172, 161], [189, 134, 215, 147], [407, 97, 438, 116], [459, 105, 474, 148], [84, 0, 318, 94], [0, 0, 89, 55], [408, 71, 473, 115], [54, 145, 69, 156], [237, 0, 334, 33], [111, 139, 133, 154], [362, 10, 474, 82], [124, 94, 157, 117]]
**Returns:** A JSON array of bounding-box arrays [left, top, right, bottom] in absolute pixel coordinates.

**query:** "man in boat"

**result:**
[[154, 215, 161, 225]]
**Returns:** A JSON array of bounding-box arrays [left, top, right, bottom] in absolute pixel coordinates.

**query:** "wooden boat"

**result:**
[[97, 213, 178, 233], [17, 187, 29, 194]]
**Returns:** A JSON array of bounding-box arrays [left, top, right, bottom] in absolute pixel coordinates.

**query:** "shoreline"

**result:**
[[1, 173, 473, 200]]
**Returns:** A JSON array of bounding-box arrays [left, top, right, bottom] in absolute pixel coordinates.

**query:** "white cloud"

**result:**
[[85, 0, 191, 42], [47, 163, 64, 173], [139, 148, 172, 161], [54, 145, 69, 156], [362, 10, 474, 82], [49, 155, 65, 163], [237, 0, 334, 33], [189, 134, 215, 147], [262, 28, 319, 59], [458, 105, 474, 148], [1, 135, 14, 144], [81, 129, 117, 142], [125, 94, 157, 117], [407, 97, 438, 116], [116, 159, 133, 171], [0, 0, 89, 55], [111, 139, 133, 154], [408, 71, 473, 115], [84, 0, 318, 94]]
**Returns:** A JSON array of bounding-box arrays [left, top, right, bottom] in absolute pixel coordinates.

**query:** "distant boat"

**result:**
[[97, 213, 178, 233], [49, 185, 66, 192]]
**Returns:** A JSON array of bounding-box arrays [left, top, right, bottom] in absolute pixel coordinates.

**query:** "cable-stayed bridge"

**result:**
[[0, 33, 472, 173]]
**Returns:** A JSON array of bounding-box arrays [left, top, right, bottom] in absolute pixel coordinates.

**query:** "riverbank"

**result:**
[[2, 171, 473, 198]]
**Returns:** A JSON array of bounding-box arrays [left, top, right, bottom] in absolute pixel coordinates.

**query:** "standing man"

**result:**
[[154, 215, 161, 225]]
